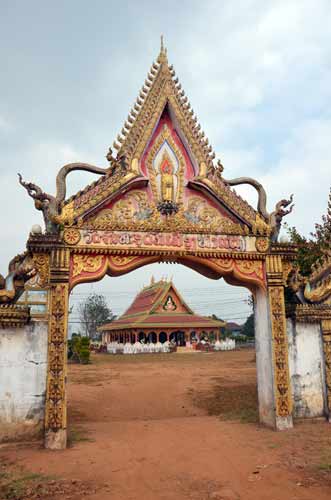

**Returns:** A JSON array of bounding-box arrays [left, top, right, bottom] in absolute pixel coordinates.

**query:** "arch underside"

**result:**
[[70, 252, 266, 292]]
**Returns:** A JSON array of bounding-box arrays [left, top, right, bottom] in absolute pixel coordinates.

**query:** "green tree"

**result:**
[[284, 187, 331, 276], [284, 224, 323, 277], [312, 187, 331, 248], [242, 313, 255, 338], [210, 314, 225, 340], [79, 293, 115, 339]]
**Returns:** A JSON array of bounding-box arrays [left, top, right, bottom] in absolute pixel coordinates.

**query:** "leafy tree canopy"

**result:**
[[284, 187, 331, 276], [78, 293, 115, 339], [242, 313, 255, 338]]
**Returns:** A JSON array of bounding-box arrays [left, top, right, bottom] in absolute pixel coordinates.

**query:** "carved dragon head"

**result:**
[[275, 194, 294, 216]]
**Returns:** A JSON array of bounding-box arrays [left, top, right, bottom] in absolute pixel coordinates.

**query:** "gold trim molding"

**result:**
[[0, 305, 30, 328]]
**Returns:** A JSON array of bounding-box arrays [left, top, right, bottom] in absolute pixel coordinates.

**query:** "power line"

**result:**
[[69, 285, 250, 294], [69, 301, 250, 309], [69, 295, 250, 303], [70, 289, 249, 297]]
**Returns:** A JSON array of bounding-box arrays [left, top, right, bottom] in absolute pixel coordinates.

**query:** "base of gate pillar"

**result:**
[[44, 429, 67, 450], [275, 415, 293, 431]]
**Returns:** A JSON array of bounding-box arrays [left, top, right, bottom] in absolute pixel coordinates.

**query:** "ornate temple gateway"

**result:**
[[99, 278, 224, 345], [0, 41, 330, 450]]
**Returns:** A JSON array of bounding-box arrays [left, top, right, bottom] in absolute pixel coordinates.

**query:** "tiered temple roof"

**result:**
[[99, 278, 225, 333]]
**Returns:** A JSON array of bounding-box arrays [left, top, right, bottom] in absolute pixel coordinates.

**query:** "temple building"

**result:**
[[99, 278, 225, 346]]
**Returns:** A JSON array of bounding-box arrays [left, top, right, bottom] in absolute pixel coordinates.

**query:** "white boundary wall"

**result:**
[[1, 315, 328, 442], [287, 319, 327, 418], [0, 321, 48, 441]]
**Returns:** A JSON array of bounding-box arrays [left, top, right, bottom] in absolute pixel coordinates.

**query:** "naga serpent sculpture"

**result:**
[[221, 172, 294, 242], [19, 150, 293, 242], [222, 176, 269, 220], [0, 252, 36, 304], [269, 195, 294, 242], [18, 150, 127, 233]]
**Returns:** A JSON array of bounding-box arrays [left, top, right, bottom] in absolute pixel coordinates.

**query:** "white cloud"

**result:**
[[172, 0, 331, 147], [0, 115, 11, 132], [260, 119, 331, 235], [220, 118, 331, 236]]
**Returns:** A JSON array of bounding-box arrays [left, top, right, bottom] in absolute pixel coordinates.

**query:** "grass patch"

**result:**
[[318, 462, 331, 471], [267, 442, 281, 449], [68, 427, 94, 446], [0, 458, 97, 499], [190, 382, 258, 424], [0, 468, 55, 500], [317, 451, 331, 472]]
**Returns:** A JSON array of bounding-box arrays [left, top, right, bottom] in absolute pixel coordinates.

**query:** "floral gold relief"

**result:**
[[110, 256, 138, 266], [32, 253, 50, 287], [236, 260, 264, 279], [85, 197, 245, 235], [45, 283, 69, 432], [63, 228, 81, 245], [255, 237, 269, 253], [208, 258, 266, 289], [268, 286, 292, 418], [72, 255, 104, 278]]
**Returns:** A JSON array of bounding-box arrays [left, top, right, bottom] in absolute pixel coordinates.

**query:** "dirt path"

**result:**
[[1, 350, 331, 500]]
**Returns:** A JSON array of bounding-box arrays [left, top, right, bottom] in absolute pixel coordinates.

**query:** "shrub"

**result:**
[[80, 337, 91, 364], [68, 334, 90, 364]]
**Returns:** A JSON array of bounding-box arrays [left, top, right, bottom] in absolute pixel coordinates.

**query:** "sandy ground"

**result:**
[[1, 349, 331, 500]]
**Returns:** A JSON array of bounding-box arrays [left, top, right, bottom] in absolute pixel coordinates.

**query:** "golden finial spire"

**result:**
[[151, 275, 155, 285], [158, 34, 168, 64]]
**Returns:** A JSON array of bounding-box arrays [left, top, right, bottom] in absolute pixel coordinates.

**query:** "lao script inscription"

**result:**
[[79, 230, 248, 253]]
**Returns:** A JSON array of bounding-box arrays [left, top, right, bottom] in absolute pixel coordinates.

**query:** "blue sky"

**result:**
[[1, 0, 330, 323]]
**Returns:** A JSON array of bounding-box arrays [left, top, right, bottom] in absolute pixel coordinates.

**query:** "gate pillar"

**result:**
[[44, 248, 70, 450], [266, 255, 293, 430], [321, 319, 331, 421]]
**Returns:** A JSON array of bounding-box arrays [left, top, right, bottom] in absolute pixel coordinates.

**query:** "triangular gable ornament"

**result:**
[[19, 38, 294, 242]]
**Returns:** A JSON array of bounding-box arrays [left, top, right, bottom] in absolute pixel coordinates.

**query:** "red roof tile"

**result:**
[[123, 282, 166, 316]]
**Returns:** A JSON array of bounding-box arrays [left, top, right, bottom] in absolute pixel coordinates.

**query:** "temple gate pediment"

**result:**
[[57, 46, 275, 238], [7, 40, 308, 451]]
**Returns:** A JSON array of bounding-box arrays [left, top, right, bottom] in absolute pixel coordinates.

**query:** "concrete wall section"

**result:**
[[0, 321, 48, 441], [287, 319, 326, 418], [254, 287, 276, 428]]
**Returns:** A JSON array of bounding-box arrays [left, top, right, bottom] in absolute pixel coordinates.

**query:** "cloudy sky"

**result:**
[[1, 0, 330, 324]]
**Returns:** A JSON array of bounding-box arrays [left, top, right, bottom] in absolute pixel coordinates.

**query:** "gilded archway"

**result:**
[[10, 42, 301, 449]]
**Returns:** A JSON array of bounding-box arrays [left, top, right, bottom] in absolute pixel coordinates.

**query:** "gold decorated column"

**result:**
[[266, 255, 293, 429], [321, 318, 331, 421], [44, 247, 70, 450]]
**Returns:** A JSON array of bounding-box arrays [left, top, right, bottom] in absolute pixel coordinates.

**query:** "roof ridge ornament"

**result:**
[[158, 34, 168, 64]]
